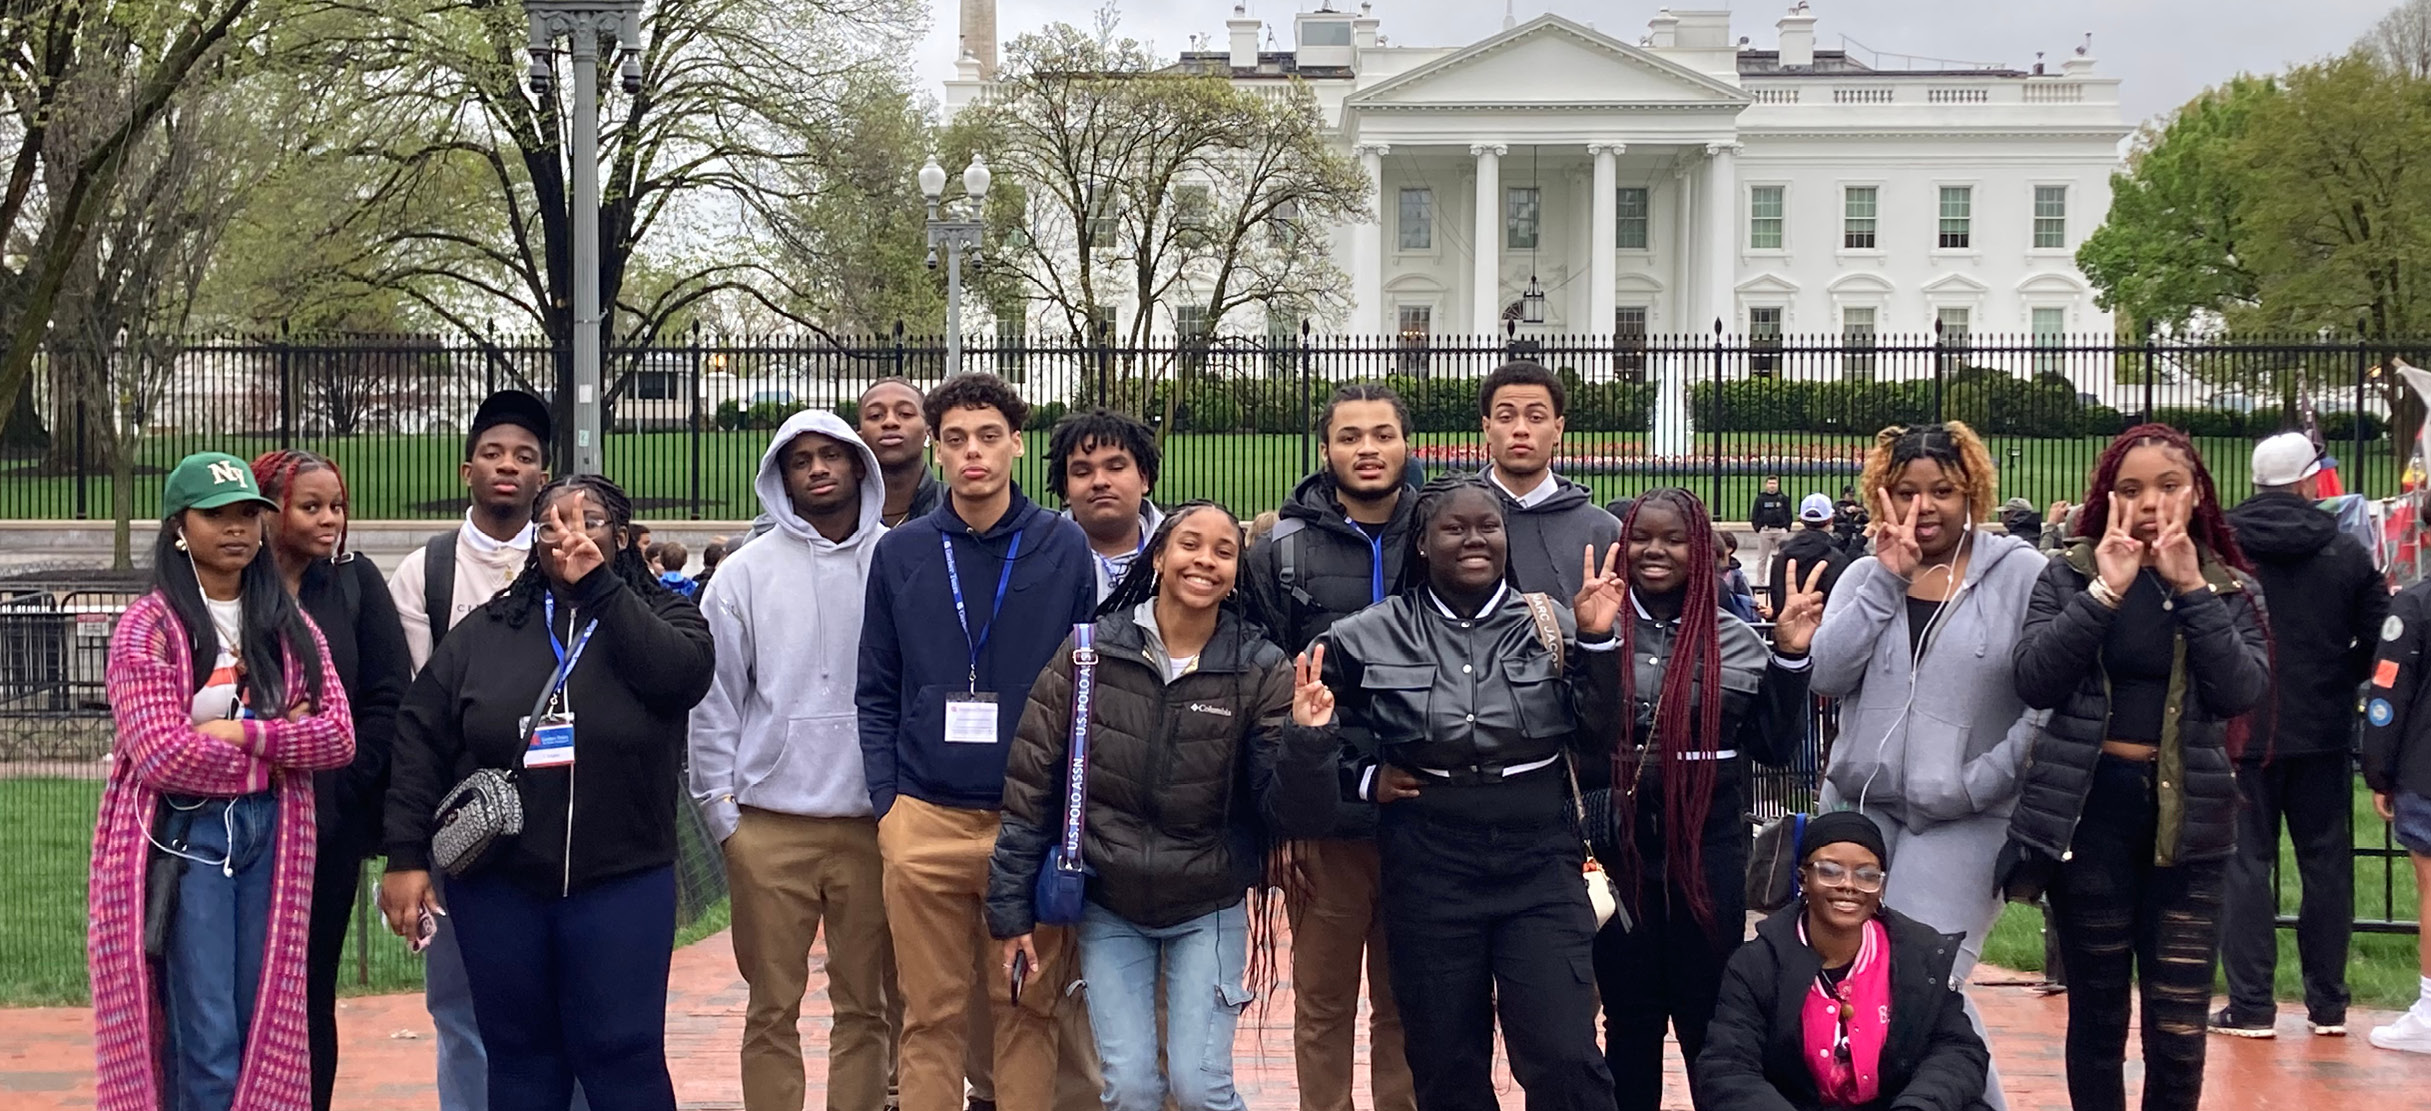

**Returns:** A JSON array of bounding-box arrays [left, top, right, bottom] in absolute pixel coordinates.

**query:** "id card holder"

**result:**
[[943, 693, 999, 745], [521, 712, 577, 768]]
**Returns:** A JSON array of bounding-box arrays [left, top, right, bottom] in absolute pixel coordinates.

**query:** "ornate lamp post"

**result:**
[[920, 153, 991, 378], [525, 0, 643, 475]]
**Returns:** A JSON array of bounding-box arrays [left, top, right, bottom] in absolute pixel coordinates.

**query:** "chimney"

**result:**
[[1354, 2, 1378, 49], [2062, 32, 2097, 75], [1777, 6, 1815, 68], [1648, 10, 1678, 48], [958, 0, 998, 80], [1229, 6, 1261, 69]]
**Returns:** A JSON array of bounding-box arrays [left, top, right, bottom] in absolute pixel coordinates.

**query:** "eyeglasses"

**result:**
[[535, 517, 610, 542], [1804, 859, 1886, 893]]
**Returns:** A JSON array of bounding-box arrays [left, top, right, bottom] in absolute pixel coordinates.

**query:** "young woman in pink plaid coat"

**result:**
[[89, 452, 355, 1111]]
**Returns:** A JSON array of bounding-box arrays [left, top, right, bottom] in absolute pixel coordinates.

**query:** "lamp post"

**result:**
[[920, 153, 991, 378], [525, 0, 644, 476]]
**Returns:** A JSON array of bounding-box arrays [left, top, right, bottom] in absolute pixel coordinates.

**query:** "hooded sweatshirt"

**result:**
[[689, 411, 889, 842], [1807, 527, 2049, 825], [1479, 468, 1623, 600], [2226, 490, 2387, 758]]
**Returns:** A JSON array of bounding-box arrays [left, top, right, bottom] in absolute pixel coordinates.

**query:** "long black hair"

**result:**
[[150, 509, 326, 714], [488, 474, 667, 629], [1393, 476, 1519, 596]]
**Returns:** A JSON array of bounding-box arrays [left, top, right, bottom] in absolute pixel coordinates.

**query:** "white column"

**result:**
[[1471, 142, 1505, 335], [1673, 156, 1697, 333], [1704, 141, 1741, 335], [1351, 143, 1389, 335], [1588, 142, 1622, 336]]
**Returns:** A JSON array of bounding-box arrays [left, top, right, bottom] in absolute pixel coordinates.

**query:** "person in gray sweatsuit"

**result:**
[[1472, 360, 1622, 598], [1806, 422, 2046, 1111]]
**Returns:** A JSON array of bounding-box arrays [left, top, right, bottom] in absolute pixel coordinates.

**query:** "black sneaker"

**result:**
[[2311, 1012, 2349, 1036], [2210, 1007, 2276, 1038]]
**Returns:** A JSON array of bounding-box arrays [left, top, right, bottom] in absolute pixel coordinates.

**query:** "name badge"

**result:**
[[944, 693, 999, 745], [521, 712, 577, 768]]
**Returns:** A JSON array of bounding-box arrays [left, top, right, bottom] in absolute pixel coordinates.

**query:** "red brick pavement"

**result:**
[[1, 934, 2420, 1110]]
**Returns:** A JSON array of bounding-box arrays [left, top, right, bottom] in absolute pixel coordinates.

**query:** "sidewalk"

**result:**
[[0, 931, 2418, 1110]]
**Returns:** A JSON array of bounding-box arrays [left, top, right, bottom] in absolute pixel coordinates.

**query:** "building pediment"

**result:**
[[1347, 15, 1752, 112]]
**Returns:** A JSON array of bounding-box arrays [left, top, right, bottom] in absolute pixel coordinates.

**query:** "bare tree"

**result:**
[[2363, 0, 2431, 78]]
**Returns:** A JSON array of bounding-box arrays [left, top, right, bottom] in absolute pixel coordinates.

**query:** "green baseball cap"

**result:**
[[162, 452, 279, 515]]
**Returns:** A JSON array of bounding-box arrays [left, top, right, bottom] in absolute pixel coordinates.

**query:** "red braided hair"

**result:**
[[2073, 423, 2269, 758], [249, 449, 351, 558], [1610, 487, 1729, 928]]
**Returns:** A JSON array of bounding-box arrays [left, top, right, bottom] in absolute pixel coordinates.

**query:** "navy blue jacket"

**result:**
[[857, 486, 1096, 816]]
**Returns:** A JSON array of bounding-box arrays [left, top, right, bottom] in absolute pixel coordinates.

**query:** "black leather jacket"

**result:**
[[1320, 584, 1618, 779]]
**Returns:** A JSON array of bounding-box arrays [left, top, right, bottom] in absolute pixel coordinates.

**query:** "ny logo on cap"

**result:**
[[208, 461, 247, 486]]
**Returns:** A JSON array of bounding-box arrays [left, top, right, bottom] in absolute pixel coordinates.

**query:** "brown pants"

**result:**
[[963, 977, 1103, 1110], [1289, 838, 1414, 1111], [726, 808, 895, 1111], [879, 795, 1074, 1111]]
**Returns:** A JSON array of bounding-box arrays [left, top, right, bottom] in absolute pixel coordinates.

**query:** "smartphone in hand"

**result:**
[[409, 906, 438, 954], [1008, 949, 1030, 1008]]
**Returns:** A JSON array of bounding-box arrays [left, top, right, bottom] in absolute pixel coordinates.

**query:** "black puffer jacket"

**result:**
[[2225, 491, 2387, 759], [1241, 468, 1420, 839], [2004, 544, 2269, 873], [1693, 906, 1991, 1111], [987, 604, 1339, 937]]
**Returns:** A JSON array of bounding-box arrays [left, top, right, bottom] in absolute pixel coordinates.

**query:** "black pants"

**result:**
[[1592, 766, 1747, 1111], [2220, 752, 2353, 1024], [2049, 756, 2224, 1111], [1378, 799, 1614, 1111], [305, 843, 363, 1111]]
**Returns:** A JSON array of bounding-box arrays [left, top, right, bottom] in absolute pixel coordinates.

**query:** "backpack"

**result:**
[[422, 532, 459, 648]]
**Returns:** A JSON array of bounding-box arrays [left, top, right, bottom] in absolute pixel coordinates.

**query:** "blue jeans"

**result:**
[[1077, 901, 1252, 1111], [448, 866, 677, 1111], [160, 791, 279, 1111]]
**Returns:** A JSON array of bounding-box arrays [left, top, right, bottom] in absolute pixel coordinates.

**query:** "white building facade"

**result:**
[[943, 4, 2131, 348]]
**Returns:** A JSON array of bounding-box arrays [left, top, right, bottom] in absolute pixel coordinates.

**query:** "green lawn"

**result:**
[[1981, 778, 2426, 1011], [0, 777, 730, 1006], [1, 429, 2397, 523]]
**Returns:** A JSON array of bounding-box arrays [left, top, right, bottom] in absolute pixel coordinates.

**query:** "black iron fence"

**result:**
[[4, 329, 2420, 522]]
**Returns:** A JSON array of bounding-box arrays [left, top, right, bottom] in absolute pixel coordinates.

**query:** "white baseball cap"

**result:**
[[1798, 493, 1834, 523], [2250, 432, 2323, 488]]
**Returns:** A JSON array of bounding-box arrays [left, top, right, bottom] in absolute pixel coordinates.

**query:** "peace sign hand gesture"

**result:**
[[2093, 494, 2145, 597], [2150, 487, 2205, 593], [1873, 488, 1923, 581], [1573, 543, 1626, 638], [1772, 559, 1828, 656], [544, 492, 606, 585], [1292, 643, 1337, 728]]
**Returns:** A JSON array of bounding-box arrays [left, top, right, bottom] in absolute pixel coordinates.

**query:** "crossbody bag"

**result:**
[[1520, 592, 1626, 931], [1032, 623, 1099, 925]]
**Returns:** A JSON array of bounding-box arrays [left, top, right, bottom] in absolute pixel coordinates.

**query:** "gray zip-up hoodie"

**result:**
[[1808, 527, 2049, 826], [1477, 469, 1623, 600], [688, 409, 888, 842]]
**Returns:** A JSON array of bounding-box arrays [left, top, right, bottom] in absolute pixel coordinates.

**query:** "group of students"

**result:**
[[85, 359, 2431, 1111]]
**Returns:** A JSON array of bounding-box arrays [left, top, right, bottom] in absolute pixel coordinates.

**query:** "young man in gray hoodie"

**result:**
[[1473, 360, 1621, 598], [690, 409, 893, 1111]]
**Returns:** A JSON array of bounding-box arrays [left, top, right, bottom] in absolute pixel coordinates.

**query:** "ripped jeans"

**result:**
[[2049, 755, 2225, 1111], [1077, 900, 1251, 1111]]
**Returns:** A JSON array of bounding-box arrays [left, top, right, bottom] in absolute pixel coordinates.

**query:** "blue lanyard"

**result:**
[[942, 530, 1022, 691], [541, 593, 600, 676]]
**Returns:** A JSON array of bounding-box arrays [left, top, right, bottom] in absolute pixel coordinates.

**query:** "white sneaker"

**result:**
[[2367, 1010, 2431, 1054]]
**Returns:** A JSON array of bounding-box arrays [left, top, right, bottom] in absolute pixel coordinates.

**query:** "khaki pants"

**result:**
[[1288, 838, 1414, 1111], [879, 796, 1073, 1111], [964, 980, 1101, 1110], [726, 808, 895, 1111]]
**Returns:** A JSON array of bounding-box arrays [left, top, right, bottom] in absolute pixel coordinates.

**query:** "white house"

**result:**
[[942, 2, 2130, 352]]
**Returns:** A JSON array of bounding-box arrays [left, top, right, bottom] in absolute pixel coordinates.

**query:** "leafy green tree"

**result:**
[[764, 70, 944, 337], [2076, 75, 2276, 333]]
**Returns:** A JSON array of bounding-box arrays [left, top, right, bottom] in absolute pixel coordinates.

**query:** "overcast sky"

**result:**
[[910, 0, 2404, 127]]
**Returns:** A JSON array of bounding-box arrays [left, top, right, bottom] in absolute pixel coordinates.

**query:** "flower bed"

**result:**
[[1411, 442, 1864, 478]]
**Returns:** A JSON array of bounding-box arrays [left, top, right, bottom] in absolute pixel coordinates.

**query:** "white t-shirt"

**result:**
[[1163, 654, 1198, 683], [191, 596, 244, 725]]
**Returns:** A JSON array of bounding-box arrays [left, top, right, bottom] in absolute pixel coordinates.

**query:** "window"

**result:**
[[994, 316, 1027, 380], [1843, 186, 1878, 250], [1173, 185, 1212, 230], [634, 370, 676, 401], [1398, 188, 1433, 250], [2032, 306, 2067, 374], [1506, 187, 1540, 250], [1616, 187, 1650, 250], [1750, 306, 1784, 374], [1749, 185, 1785, 250], [2033, 185, 2068, 250], [1937, 186, 1973, 249], [1267, 199, 1302, 248], [1841, 306, 1877, 376], [1936, 307, 1973, 373], [1176, 303, 1210, 341], [1616, 306, 1649, 377], [1085, 191, 1117, 244], [1265, 305, 1300, 373], [1396, 305, 1432, 371]]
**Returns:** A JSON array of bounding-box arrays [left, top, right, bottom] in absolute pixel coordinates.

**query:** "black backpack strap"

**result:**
[[1269, 518, 1312, 608], [422, 532, 458, 647]]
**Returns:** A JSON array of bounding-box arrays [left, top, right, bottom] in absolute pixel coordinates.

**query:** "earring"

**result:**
[[174, 534, 188, 552]]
